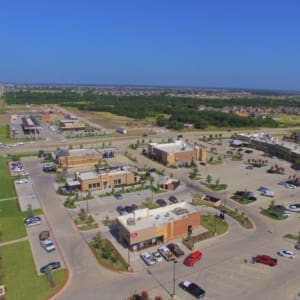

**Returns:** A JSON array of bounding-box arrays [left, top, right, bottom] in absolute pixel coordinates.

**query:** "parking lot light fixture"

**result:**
[[172, 260, 178, 297]]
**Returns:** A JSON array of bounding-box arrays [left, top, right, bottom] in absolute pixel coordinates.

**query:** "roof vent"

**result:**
[[126, 218, 136, 225]]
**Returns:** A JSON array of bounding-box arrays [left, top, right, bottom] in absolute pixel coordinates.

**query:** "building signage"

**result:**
[[131, 232, 138, 238]]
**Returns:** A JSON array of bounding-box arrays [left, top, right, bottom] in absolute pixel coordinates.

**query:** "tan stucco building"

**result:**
[[117, 202, 201, 251], [67, 166, 139, 192], [56, 149, 101, 168], [148, 141, 207, 166]]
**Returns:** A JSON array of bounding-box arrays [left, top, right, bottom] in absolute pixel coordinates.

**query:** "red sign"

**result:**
[[131, 232, 138, 238]]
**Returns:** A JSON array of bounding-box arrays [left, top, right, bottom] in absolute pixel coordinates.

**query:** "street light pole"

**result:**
[[172, 260, 178, 297]]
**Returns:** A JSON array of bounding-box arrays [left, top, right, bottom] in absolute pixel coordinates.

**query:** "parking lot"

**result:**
[[26, 215, 64, 275]]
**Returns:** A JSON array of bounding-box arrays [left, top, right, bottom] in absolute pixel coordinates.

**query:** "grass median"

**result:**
[[201, 214, 228, 235], [0, 157, 15, 199], [1, 240, 67, 300]]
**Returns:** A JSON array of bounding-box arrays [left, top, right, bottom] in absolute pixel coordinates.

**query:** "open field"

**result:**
[[1, 241, 67, 300], [275, 113, 300, 127]]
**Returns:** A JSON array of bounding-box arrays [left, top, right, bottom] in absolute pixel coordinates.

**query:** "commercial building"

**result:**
[[66, 166, 139, 192], [60, 118, 85, 131], [148, 141, 207, 166], [21, 116, 41, 134], [55, 148, 101, 168], [117, 202, 201, 251], [236, 133, 300, 162]]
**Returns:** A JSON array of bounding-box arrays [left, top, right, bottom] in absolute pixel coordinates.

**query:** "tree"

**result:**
[[80, 208, 88, 222], [206, 174, 212, 185], [27, 204, 33, 218], [215, 178, 220, 187]]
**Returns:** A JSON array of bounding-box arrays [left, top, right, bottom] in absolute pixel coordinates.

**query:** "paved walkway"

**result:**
[[0, 236, 28, 247], [0, 197, 17, 202]]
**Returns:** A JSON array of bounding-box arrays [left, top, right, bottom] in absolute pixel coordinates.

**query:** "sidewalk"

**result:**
[[0, 236, 28, 247]]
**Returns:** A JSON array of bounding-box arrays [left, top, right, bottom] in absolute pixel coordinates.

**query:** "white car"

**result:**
[[25, 219, 41, 228], [286, 204, 300, 212], [40, 239, 56, 252], [19, 171, 29, 176], [15, 178, 29, 184], [285, 183, 296, 189], [140, 252, 156, 266], [277, 250, 295, 259], [152, 251, 163, 262], [158, 246, 175, 261]]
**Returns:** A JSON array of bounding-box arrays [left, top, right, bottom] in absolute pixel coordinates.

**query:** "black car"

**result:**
[[125, 206, 133, 213], [180, 281, 206, 299], [244, 149, 253, 154], [40, 261, 61, 273], [168, 196, 178, 203], [115, 194, 122, 200], [131, 204, 138, 211], [156, 199, 167, 207], [167, 243, 184, 257]]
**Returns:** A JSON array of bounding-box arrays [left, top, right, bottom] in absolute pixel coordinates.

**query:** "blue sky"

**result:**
[[0, 0, 300, 90]]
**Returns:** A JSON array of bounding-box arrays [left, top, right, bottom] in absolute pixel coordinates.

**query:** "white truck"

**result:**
[[40, 239, 56, 252]]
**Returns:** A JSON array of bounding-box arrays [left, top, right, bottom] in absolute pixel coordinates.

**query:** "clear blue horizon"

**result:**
[[1, 0, 300, 91]]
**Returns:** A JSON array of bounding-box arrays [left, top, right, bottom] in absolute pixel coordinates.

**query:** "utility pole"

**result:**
[[172, 260, 178, 297]]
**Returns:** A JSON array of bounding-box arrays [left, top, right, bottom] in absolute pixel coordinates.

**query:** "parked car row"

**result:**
[[156, 196, 179, 207], [116, 204, 139, 215]]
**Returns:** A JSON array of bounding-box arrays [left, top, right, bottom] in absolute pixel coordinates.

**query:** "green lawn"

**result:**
[[0, 125, 29, 144], [0, 200, 42, 242], [0, 157, 15, 199], [201, 214, 228, 235], [1, 241, 67, 300]]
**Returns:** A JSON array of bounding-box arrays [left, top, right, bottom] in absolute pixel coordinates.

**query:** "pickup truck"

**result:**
[[158, 246, 175, 261], [255, 255, 277, 266], [167, 243, 185, 257]]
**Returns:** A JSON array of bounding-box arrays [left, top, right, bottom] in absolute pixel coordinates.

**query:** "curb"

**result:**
[[47, 268, 70, 300]]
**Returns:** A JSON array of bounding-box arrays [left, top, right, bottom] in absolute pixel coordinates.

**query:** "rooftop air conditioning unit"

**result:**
[[126, 218, 136, 225]]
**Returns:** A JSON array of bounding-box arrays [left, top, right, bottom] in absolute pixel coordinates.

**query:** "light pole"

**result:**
[[172, 260, 178, 297]]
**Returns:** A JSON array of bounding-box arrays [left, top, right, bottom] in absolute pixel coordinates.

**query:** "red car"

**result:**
[[184, 250, 202, 267], [255, 255, 277, 266]]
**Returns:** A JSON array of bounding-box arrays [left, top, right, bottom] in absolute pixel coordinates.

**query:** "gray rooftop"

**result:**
[[118, 202, 200, 232], [150, 141, 197, 154], [68, 149, 99, 157]]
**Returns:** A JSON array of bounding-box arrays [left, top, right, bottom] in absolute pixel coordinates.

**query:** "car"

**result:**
[[124, 206, 133, 213], [168, 195, 178, 203], [167, 243, 185, 257], [246, 165, 254, 170], [260, 189, 275, 197], [19, 170, 29, 176], [140, 252, 156, 266], [285, 183, 296, 189], [131, 204, 138, 211], [156, 199, 167, 207], [179, 281, 206, 299], [295, 242, 300, 250], [40, 261, 61, 273], [286, 204, 300, 212], [277, 250, 295, 259], [158, 246, 175, 261], [244, 149, 253, 154], [15, 178, 29, 184], [258, 186, 270, 192], [24, 216, 41, 223], [255, 255, 278, 266], [115, 193, 122, 200], [116, 205, 127, 215], [152, 251, 163, 262], [184, 250, 202, 267], [199, 162, 206, 166], [25, 219, 41, 228], [40, 239, 56, 252], [278, 181, 286, 185], [39, 230, 50, 241]]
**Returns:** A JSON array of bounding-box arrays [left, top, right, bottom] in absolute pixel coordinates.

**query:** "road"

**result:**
[[23, 154, 300, 300]]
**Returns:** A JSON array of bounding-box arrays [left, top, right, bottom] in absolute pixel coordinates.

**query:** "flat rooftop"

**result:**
[[68, 149, 99, 157], [150, 141, 196, 154], [118, 202, 200, 232], [78, 166, 133, 181]]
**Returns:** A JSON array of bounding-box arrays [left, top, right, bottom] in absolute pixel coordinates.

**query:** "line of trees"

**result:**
[[4, 90, 291, 129]]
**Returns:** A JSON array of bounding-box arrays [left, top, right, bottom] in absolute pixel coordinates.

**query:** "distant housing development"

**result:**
[[117, 202, 201, 251], [148, 140, 207, 166], [55, 148, 101, 168], [66, 166, 139, 192]]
